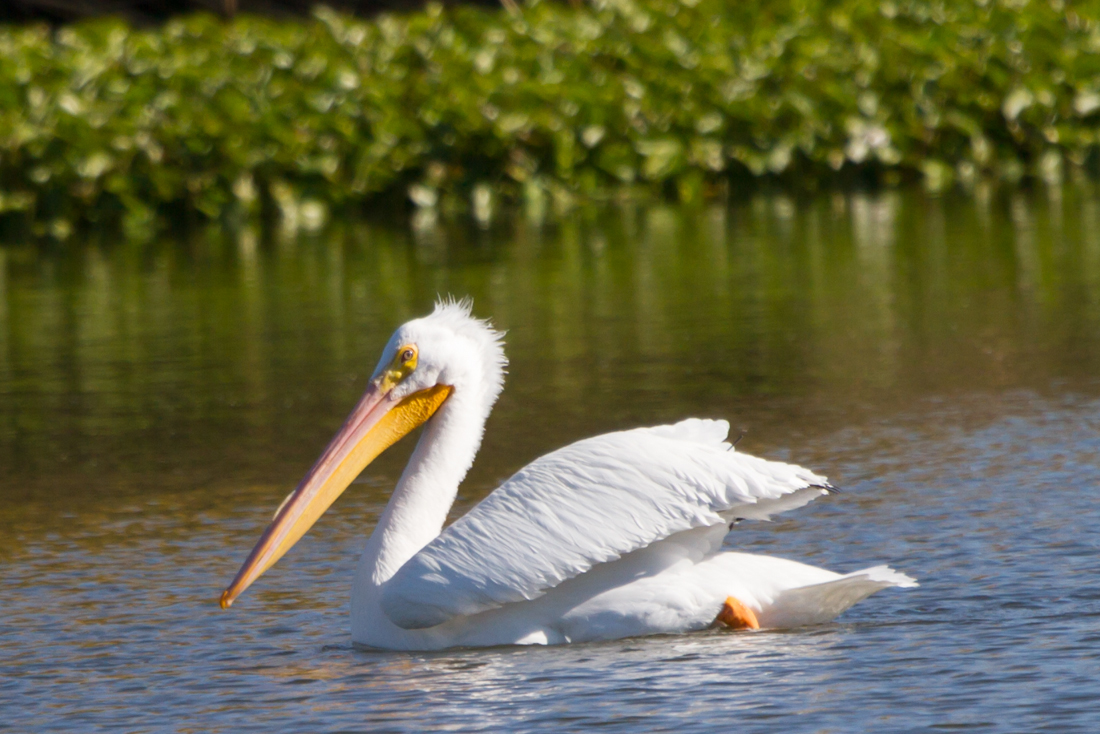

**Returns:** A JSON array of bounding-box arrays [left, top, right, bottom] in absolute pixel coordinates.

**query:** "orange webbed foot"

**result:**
[[716, 596, 760, 630]]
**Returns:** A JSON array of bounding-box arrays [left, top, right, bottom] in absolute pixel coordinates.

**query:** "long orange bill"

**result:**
[[219, 382, 452, 609]]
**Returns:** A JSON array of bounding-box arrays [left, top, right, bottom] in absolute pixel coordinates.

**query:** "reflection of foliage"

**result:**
[[2, 0, 1099, 236]]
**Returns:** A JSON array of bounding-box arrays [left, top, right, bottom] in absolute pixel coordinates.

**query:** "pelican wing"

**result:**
[[381, 418, 830, 629]]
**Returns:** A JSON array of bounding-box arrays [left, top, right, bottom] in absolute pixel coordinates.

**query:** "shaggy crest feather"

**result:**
[[425, 296, 508, 409]]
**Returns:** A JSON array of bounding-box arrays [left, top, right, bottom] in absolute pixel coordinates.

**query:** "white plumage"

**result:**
[[382, 419, 831, 629], [222, 300, 916, 650]]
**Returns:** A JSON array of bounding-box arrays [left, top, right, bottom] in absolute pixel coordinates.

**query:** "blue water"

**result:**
[[3, 187, 1100, 731]]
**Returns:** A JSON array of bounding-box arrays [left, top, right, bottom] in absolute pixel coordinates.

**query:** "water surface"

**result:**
[[3, 184, 1100, 731]]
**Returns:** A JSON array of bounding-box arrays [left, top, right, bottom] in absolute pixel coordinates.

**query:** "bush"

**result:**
[[2, 0, 1099, 236]]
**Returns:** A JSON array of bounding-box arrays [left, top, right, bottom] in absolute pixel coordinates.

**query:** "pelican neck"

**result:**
[[361, 388, 490, 586]]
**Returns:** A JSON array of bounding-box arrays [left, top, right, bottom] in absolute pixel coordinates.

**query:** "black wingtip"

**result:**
[[819, 483, 841, 495]]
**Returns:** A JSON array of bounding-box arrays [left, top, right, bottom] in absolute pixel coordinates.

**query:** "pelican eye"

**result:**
[[380, 345, 418, 389]]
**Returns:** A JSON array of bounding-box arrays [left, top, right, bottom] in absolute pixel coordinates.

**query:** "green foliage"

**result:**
[[2, 0, 1100, 235]]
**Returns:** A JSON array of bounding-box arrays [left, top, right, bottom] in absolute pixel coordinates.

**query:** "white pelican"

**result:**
[[220, 299, 916, 650]]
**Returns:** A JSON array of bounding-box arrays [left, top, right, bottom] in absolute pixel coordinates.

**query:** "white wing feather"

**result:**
[[380, 418, 830, 629]]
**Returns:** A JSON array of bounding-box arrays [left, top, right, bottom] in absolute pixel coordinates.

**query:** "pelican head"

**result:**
[[220, 298, 505, 608]]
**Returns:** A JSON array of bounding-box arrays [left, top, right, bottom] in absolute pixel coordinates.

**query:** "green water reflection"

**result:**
[[2, 183, 1100, 536]]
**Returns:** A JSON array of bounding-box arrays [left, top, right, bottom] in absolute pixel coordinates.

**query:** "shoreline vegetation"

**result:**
[[0, 1, 484, 26], [2, 0, 1099, 239]]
